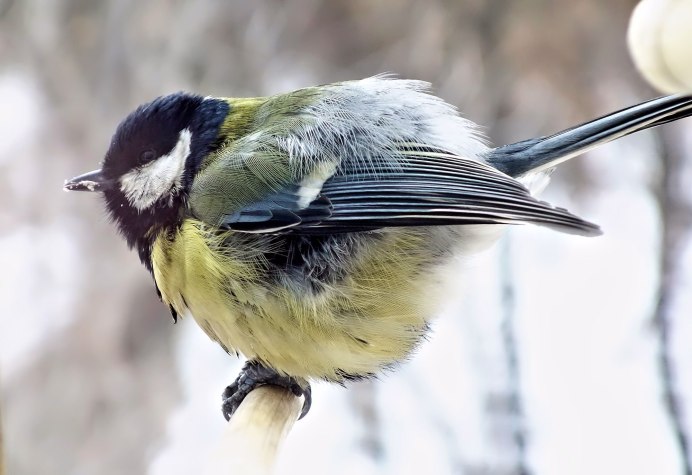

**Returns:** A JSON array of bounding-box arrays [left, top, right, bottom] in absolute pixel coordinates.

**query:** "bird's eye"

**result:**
[[138, 149, 157, 165]]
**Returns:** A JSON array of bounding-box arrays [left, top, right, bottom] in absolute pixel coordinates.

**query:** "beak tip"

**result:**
[[63, 169, 107, 192], [63, 180, 100, 192]]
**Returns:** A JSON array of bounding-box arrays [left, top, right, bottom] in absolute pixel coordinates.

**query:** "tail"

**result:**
[[485, 95, 692, 178]]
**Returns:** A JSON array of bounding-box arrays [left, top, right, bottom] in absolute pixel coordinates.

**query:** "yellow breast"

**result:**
[[151, 220, 444, 381]]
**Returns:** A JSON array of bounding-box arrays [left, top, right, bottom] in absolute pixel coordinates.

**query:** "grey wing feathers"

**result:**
[[312, 148, 601, 236], [222, 146, 601, 236]]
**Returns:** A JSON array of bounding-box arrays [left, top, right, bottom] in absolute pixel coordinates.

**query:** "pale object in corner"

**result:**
[[628, 0, 692, 93]]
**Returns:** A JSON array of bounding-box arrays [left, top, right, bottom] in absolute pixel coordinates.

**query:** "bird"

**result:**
[[64, 76, 692, 420]]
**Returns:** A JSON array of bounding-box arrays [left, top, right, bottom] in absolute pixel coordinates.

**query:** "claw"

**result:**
[[296, 384, 311, 419], [221, 361, 312, 421]]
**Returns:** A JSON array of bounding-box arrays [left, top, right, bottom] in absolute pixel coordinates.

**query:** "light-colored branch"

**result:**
[[205, 386, 303, 475]]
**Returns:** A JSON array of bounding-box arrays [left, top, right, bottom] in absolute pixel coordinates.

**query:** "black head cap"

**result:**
[[101, 92, 204, 181]]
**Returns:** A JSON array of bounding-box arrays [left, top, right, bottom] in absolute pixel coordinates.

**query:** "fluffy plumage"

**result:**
[[65, 76, 692, 387]]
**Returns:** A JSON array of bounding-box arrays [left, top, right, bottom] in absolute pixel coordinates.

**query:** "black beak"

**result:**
[[64, 169, 110, 192]]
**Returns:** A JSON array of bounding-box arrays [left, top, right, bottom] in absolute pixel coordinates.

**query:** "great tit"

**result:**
[[65, 76, 692, 420]]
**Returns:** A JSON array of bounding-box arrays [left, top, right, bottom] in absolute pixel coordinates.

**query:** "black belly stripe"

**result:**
[[262, 232, 382, 291]]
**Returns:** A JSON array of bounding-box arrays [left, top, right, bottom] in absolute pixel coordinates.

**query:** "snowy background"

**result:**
[[1, 1, 691, 474]]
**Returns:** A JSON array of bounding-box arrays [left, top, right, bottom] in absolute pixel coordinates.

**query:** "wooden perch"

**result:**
[[205, 385, 304, 475]]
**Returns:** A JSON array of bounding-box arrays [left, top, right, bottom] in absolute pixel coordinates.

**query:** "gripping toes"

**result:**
[[221, 360, 312, 421]]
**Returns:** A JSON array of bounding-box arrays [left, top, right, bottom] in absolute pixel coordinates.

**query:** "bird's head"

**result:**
[[65, 92, 229, 249]]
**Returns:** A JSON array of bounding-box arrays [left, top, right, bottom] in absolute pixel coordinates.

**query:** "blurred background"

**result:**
[[1, 0, 692, 474]]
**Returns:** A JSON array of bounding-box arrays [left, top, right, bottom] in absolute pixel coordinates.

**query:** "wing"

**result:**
[[316, 147, 600, 235], [191, 144, 601, 237]]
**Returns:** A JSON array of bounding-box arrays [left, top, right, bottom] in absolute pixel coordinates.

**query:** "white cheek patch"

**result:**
[[120, 129, 192, 211]]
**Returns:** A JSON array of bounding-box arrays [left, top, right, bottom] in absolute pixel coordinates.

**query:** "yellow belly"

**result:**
[[151, 220, 444, 381]]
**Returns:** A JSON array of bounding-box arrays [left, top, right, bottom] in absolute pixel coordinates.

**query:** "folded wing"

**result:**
[[207, 146, 601, 237]]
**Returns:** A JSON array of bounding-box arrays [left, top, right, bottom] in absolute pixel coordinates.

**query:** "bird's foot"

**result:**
[[221, 360, 312, 421]]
